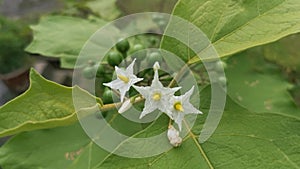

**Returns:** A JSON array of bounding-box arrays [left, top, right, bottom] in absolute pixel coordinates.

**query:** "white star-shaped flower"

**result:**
[[168, 86, 202, 131], [103, 59, 143, 102], [134, 68, 180, 119]]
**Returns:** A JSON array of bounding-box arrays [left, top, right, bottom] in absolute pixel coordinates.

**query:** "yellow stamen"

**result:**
[[152, 93, 161, 101], [174, 102, 184, 112], [118, 75, 129, 83]]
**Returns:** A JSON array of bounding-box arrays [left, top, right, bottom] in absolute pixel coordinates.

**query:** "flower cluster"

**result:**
[[103, 59, 202, 147]]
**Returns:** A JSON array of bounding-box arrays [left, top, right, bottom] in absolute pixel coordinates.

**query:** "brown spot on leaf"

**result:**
[[65, 148, 83, 161], [245, 80, 260, 87], [264, 100, 272, 110]]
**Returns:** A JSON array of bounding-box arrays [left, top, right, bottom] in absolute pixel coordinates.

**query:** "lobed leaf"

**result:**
[[25, 15, 106, 68], [0, 69, 99, 137]]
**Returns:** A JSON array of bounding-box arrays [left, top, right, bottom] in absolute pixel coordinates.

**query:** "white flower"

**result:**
[[167, 125, 182, 147], [134, 69, 180, 119], [103, 58, 143, 102], [118, 99, 132, 114], [167, 86, 202, 131]]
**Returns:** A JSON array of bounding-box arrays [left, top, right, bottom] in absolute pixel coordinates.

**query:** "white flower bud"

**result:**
[[153, 62, 160, 71], [170, 137, 182, 147], [118, 99, 132, 114], [167, 125, 182, 147]]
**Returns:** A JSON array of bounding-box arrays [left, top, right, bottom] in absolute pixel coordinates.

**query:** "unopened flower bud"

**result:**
[[118, 99, 132, 114], [153, 62, 160, 71], [167, 125, 182, 147]]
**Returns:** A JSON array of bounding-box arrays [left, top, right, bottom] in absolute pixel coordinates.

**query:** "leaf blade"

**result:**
[[162, 0, 300, 62], [0, 69, 97, 137], [25, 15, 106, 68]]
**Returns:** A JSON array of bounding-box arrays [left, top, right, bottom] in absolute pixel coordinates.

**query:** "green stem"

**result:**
[[183, 120, 214, 169], [122, 53, 128, 65], [99, 95, 143, 112]]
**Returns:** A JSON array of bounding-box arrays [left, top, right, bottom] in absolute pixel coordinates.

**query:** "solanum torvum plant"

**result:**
[[0, 0, 300, 168]]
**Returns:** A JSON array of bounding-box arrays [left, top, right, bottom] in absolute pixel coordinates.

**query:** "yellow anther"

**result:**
[[118, 75, 129, 83], [174, 102, 184, 112], [152, 93, 161, 101]]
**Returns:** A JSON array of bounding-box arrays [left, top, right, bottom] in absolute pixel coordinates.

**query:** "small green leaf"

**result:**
[[0, 68, 99, 137], [25, 15, 106, 68], [161, 0, 300, 62]]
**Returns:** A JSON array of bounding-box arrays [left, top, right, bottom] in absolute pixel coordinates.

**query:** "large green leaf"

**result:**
[[25, 15, 106, 68], [1, 81, 299, 168], [161, 0, 300, 62], [0, 69, 98, 137], [226, 48, 300, 118]]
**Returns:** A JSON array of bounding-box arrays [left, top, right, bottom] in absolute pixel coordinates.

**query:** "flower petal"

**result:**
[[133, 85, 150, 98], [175, 113, 184, 131], [139, 100, 157, 119], [151, 70, 164, 88], [119, 84, 131, 102], [115, 66, 126, 77], [184, 103, 203, 115], [103, 79, 123, 89], [130, 76, 143, 85], [182, 86, 195, 102], [164, 87, 181, 96], [126, 58, 136, 74]]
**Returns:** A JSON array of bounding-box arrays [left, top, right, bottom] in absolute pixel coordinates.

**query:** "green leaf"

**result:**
[[161, 0, 300, 62], [116, 0, 177, 14], [0, 68, 98, 137], [200, 97, 300, 169], [226, 48, 300, 118], [86, 0, 121, 21], [1, 86, 299, 168], [25, 15, 106, 68], [0, 123, 91, 169]]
